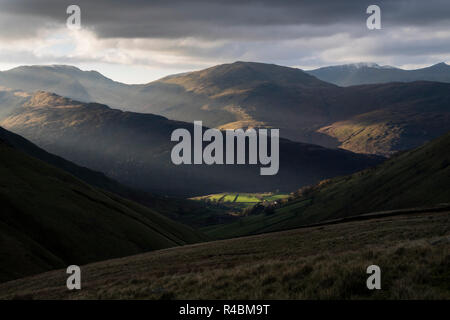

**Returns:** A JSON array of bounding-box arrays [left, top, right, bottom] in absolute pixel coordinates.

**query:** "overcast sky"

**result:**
[[0, 0, 449, 83]]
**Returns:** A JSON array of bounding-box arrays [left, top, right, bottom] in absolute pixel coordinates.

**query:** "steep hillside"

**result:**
[[318, 107, 450, 156], [0, 91, 383, 196], [307, 62, 450, 86], [1, 209, 448, 299], [0, 137, 206, 283], [0, 125, 230, 227], [0, 126, 132, 196], [206, 131, 450, 238], [317, 81, 450, 156]]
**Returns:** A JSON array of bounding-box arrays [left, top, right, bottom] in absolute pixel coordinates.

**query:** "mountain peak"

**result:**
[[339, 62, 397, 70], [6, 64, 116, 83], [9, 64, 82, 73], [349, 62, 380, 68], [307, 61, 450, 86], [46, 64, 82, 71], [429, 62, 449, 69], [156, 61, 333, 93], [25, 91, 79, 108]]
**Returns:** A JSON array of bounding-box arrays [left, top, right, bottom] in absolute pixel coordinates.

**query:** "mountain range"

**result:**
[[0, 90, 382, 196], [1, 61, 450, 156], [0, 65, 133, 109], [307, 62, 450, 86]]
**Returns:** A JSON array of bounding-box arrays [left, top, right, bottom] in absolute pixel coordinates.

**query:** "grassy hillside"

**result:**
[[0, 138, 207, 283], [0, 209, 448, 299], [318, 82, 450, 156], [206, 131, 450, 239], [0, 126, 133, 196]]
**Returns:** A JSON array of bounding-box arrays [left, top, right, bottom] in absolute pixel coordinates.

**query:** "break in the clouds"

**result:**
[[0, 0, 449, 83]]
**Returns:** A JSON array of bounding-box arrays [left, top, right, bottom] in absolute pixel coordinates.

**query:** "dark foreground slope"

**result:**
[[0, 138, 206, 283], [207, 131, 450, 238], [0, 210, 448, 299]]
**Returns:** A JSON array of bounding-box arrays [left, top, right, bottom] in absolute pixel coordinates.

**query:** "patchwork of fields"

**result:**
[[190, 192, 289, 209]]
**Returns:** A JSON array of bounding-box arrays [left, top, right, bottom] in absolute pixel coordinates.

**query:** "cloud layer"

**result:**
[[0, 0, 449, 82]]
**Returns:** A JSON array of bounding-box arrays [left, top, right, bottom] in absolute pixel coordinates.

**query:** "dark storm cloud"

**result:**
[[1, 0, 449, 40], [0, 0, 449, 75]]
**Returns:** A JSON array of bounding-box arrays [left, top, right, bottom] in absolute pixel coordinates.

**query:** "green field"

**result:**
[[191, 192, 288, 207]]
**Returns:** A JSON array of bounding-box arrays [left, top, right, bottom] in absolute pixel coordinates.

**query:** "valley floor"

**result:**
[[0, 210, 449, 300]]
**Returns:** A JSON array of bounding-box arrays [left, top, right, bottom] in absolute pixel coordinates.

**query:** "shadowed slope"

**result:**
[[0, 136, 206, 283], [0, 91, 383, 196]]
